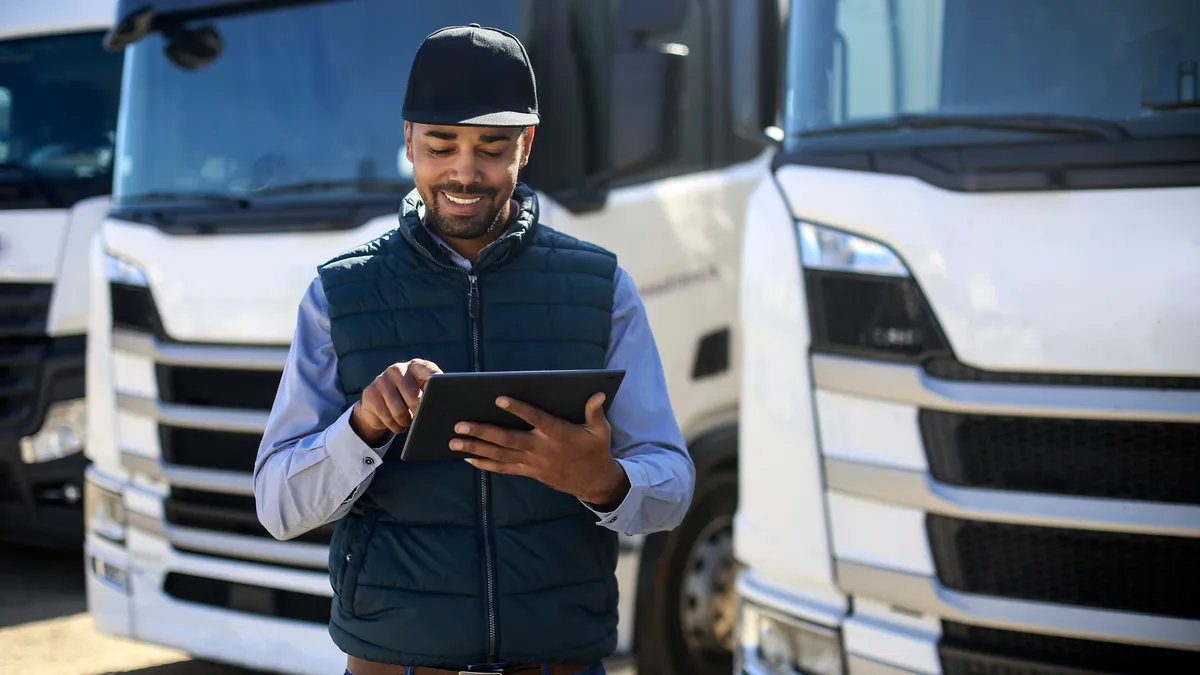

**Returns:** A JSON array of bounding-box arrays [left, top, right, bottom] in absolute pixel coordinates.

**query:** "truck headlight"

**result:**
[[739, 599, 844, 675], [20, 399, 86, 463], [105, 251, 148, 286], [84, 479, 126, 543], [798, 221, 949, 361]]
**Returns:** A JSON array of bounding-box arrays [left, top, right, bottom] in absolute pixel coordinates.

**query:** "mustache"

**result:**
[[432, 182, 497, 197]]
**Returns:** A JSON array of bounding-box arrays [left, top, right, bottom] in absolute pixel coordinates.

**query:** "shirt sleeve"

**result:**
[[253, 276, 395, 541], [581, 266, 696, 536]]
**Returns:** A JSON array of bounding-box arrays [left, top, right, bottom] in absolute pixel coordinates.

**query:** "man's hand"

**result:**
[[449, 393, 631, 507], [349, 358, 443, 446]]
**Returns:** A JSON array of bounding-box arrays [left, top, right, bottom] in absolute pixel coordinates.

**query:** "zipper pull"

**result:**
[[468, 275, 479, 320]]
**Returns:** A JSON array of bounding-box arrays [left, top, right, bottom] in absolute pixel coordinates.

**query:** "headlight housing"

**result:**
[[798, 221, 949, 361], [105, 251, 163, 335], [20, 399, 87, 463], [84, 479, 127, 543], [738, 598, 844, 675]]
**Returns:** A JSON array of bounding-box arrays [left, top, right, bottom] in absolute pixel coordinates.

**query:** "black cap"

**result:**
[[402, 24, 539, 127]]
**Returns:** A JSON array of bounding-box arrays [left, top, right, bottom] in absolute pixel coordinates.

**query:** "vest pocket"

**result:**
[[338, 509, 380, 616]]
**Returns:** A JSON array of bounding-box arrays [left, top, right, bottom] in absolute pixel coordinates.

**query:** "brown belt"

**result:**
[[346, 656, 591, 675]]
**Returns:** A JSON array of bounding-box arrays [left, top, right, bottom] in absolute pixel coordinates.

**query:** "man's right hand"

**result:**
[[349, 358, 443, 445]]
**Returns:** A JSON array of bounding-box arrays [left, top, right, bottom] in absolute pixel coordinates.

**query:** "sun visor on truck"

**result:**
[[103, 0, 320, 50]]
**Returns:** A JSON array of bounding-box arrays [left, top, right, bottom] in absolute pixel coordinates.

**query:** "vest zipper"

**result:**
[[469, 272, 498, 661], [408, 238, 498, 661]]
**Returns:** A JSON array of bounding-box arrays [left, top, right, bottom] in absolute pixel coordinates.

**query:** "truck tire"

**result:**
[[635, 469, 739, 675]]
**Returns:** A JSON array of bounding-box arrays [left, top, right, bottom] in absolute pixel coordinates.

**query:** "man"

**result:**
[[253, 24, 695, 675]]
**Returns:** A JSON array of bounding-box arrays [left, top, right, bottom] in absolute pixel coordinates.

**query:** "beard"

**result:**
[[423, 180, 511, 240]]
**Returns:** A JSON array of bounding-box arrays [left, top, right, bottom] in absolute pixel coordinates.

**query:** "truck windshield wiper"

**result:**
[[121, 190, 251, 209], [249, 179, 411, 197], [797, 113, 1130, 141]]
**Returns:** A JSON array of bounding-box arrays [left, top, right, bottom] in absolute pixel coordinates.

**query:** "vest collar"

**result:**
[[397, 183, 540, 272]]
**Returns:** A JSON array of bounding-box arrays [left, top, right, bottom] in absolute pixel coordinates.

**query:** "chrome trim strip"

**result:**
[[127, 510, 165, 537], [737, 568, 848, 628], [165, 524, 329, 570], [825, 458, 1200, 538], [112, 329, 287, 371], [120, 452, 253, 496], [836, 561, 1200, 652], [847, 655, 926, 675], [811, 354, 1200, 423], [117, 392, 268, 434]]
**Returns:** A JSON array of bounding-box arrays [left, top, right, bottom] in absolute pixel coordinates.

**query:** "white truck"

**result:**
[[0, 1, 122, 548], [732, 1, 1200, 674], [83, 0, 773, 673]]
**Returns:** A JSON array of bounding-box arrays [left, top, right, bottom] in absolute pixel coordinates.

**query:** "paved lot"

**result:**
[[0, 543, 634, 675]]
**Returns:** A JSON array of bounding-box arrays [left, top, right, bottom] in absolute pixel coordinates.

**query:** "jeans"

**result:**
[[343, 664, 605, 675]]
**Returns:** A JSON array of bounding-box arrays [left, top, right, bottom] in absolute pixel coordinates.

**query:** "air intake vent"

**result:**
[[0, 283, 52, 338]]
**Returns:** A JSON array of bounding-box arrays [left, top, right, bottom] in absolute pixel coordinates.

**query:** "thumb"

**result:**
[[584, 392, 608, 431]]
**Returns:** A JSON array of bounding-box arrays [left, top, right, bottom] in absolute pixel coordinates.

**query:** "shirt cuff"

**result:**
[[582, 458, 650, 534], [325, 406, 394, 484]]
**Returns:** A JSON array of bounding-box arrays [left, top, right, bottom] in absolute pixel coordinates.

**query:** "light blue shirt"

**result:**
[[253, 226, 696, 541]]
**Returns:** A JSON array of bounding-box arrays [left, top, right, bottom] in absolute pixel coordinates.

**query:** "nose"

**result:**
[[447, 149, 482, 187]]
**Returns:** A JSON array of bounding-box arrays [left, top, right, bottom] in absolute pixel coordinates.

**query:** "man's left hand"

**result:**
[[449, 393, 630, 507]]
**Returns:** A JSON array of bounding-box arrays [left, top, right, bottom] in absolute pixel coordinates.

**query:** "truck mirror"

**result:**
[[731, 0, 784, 145], [605, 48, 686, 181], [618, 0, 688, 35], [163, 25, 224, 71]]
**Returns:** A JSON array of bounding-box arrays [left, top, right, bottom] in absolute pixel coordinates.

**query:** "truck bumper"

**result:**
[[0, 447, 86, 548]]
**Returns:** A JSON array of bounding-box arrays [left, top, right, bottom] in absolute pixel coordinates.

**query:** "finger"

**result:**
[[449, 437, 522, 464], [389, 367, 424, 413], [495, 397, 558, 434], [463, 456, 529, 477], [583, 392, 608, 433], [406, 359, 443, 389], [455, 422, 533, 451], [364, 388, 406, 434], [378, 384, 413, 429]]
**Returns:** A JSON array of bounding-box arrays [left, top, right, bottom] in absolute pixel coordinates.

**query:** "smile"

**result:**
[[443, 192, 482, 205]]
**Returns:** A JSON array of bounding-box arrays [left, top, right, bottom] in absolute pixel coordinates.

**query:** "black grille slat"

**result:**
[[0, 283, 52, 338], [109, 282, 164, 336], [924, 358, 1200, 390], [159, 426, 262, 473], [165, 488, 333, 546], [156, 365, 281, 411], [940, 622, 1200, 675], [163, 573, 330, 624], [922, 411, 1200, 505], [0, 337, 47, 430], [928, 516, 1200, 620]]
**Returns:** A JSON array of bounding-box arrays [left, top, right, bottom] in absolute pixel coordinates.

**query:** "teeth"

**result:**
[[444, 193, 481, 205]]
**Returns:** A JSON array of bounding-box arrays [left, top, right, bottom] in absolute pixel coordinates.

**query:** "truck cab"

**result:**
[[84, 1, 766, 673], [734, 1, 1200, 674], [0, 1, 122, 548]]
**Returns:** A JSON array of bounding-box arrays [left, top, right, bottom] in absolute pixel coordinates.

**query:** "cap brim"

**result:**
[[403, 108, 540, 127]]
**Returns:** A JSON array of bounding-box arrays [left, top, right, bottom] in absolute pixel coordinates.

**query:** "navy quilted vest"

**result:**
[[317, 184, 620, 668]]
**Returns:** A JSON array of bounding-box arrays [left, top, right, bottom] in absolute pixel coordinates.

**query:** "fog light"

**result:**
[[739, 598, 844, 675], [85, 480, 126, 543], [20, 399, 86, 463], [91, 555, 130, 593]]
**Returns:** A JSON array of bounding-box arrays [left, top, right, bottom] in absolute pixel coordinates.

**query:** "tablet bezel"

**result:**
[[398, 369, 626, 462]]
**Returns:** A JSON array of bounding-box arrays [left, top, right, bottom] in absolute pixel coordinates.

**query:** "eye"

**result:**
[[427, 147, 453, 157], [479, 150, 503, 159]]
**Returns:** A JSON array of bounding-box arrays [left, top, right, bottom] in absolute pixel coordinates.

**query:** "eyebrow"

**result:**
[[423, 130, 517, 144]]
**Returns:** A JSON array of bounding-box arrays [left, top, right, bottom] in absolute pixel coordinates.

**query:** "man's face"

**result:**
[[404, 122, 535, 240]]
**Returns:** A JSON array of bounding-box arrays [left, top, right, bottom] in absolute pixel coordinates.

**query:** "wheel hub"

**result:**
[[679, 515, 741, 655]]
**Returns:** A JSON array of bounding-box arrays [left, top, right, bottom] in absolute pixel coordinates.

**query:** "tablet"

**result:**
[[398, 369, 626, 462]]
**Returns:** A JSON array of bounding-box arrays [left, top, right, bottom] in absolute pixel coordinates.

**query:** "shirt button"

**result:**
[[364, 457, 374, 465]]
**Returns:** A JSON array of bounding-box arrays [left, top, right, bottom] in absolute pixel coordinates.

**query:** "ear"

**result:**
[[519, 126, 536, 168], [404, 122, 414, 163]]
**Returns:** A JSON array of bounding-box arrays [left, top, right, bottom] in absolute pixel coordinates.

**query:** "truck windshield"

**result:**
[[0, 30, 123, 209], [114, 0, 524, 206], [782, 0, 1200, 150]]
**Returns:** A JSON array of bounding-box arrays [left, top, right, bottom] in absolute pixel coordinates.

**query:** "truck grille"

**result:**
[[164, 488, 334, 546], [939, 621, 1200, 675], [163, 572, 330, 624], [159, 427, 262, 473], [928, 516, 1200, 620], [921, 411, 1200, 505], [156, 365, 280, 411], [0, 283, 52, 430]]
